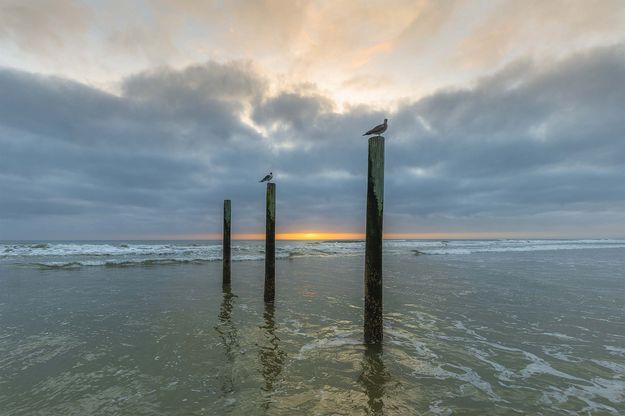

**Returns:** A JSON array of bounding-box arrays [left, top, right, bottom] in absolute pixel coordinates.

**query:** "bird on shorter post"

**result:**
[[363, 118, 388, 137], [259, 172, 273, 183]]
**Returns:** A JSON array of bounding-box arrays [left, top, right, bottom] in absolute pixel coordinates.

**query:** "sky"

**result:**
[[0, 0, 624, 240]]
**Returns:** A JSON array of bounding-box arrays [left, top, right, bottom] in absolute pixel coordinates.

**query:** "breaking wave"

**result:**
[[1, 239, 624, 268]]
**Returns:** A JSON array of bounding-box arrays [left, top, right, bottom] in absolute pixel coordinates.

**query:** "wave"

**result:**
[[2, 239, 624, 268], [1, 243, 222, 257], [320, 239, 363, 244], [421, 241, 625, 255], [25, 252, 284, 269], [286, 250, 362, 259], [29, 257, 228, 269]]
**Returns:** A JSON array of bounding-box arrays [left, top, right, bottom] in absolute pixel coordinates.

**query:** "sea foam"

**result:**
[[1, 239, 624, 268]]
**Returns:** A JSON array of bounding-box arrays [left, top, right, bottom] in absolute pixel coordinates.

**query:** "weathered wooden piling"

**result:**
[[264, 183, 276, 303], [223, 200, 232, 285], [364, 136, 385, 344]]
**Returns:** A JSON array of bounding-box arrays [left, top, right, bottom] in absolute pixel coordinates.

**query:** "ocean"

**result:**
[[1, 239, 624, 415]]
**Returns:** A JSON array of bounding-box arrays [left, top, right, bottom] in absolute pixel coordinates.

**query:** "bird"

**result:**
[[259, 172, 273, 183], [363, 118, 388, 137]]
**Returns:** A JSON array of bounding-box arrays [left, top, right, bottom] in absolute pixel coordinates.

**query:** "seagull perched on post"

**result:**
[[363, 118, 388, 137], [259, 172, 273, 183]]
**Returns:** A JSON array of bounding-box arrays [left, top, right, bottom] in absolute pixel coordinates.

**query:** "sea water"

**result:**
[[0, 240, 624, 414]]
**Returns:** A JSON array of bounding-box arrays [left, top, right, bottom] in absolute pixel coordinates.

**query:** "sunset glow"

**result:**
[[1, 0, 623, 239], [155, 231, 564, 241], [1, 3, 624, 414]]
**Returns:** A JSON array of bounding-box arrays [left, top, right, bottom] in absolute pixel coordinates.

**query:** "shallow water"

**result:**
[[0, 244, 624, 415]]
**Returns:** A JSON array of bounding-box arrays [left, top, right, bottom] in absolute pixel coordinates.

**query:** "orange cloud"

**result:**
[[2, 0, 623, 105], [450, 0, 625, 71]]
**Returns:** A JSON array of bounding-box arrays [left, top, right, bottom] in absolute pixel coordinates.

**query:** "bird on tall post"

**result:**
[[259, 172, 273, 183], [363, 118, 388, 137]]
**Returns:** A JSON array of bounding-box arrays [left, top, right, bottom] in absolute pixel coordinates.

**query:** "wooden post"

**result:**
[[264, 183, 276, 303], [364, 136, 385, 343], [223, 199, 231, 286]]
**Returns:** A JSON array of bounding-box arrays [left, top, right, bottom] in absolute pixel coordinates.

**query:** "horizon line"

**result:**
[[6, 232, 623, 241], [125, 231, 625, 240]]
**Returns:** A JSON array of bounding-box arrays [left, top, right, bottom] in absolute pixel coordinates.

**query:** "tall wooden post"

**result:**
[[223, 199, 231, 286], [364, 136, 385, 344], [264, 183, 276, 303]]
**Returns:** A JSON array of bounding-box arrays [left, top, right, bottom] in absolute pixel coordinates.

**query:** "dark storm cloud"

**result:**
[[252, 91, 335, 131], [388, 45, 625, 220], [0, 45, 624, 239]]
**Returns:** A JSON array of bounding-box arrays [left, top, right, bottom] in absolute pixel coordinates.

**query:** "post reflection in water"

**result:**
[[215, 283, 239, 395], [359, 344, 391, 415], [258, 302, 286, 409]]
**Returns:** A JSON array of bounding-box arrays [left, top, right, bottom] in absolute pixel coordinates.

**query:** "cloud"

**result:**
[[0, 0, 90, 51], [252, 91, 335, 131], [0, 44, 624, 239], [4, 0, 623, 107], [450, 0, 625, 70]]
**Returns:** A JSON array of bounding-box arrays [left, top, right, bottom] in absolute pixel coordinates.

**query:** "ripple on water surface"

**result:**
[[0, 248, 624, 415]]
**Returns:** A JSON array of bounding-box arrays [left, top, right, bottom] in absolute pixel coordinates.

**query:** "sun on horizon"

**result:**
[[146, 231, 579, 241]]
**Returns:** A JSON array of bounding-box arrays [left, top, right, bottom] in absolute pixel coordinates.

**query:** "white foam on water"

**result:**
[[519, 351, 584, 381], [296, 330, 361, 359], [386, 327, 438, 359], [541, 346, 582, 363], [2, 239, 624, 268], [453, 338, 625, 411], [452, 320, 487, 341], [422, 240, 625, 255], [434, 363, 503, 402], [385, 327, 503, 401], [606, 346, 625, 356], [427, 400, 453, 416], [0, 243, 222, 257], [28, 258, 223, 269], [467, 346, 515, 382], [546, 377, 625, 414], [541, 332, 582, 342], [592, 360, 625, 376]]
